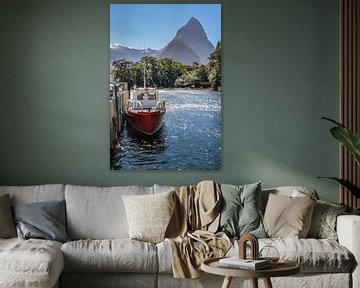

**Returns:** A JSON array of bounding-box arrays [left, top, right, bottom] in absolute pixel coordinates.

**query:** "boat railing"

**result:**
[[156, 100, 166, 111], [127, 99, 165, 112]]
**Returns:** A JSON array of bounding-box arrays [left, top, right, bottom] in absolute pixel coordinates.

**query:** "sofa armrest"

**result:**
[[337, 215, 360, 288]]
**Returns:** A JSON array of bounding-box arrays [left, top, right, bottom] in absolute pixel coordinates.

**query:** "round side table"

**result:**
[[201, 257, 300, 288]]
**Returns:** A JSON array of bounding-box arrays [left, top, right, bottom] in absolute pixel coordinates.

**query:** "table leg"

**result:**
[[251, 278, 258, 288], [263, 277, 273, 288], [221, 276, 233, 288]]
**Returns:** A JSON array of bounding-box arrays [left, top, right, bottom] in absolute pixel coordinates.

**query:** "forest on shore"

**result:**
[[112, 42, 221, 91]]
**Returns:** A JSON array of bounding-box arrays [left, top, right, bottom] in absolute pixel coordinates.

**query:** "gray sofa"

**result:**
[[0, 184, 359, 288]]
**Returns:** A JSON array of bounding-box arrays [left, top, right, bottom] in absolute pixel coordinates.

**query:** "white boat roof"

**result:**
[[132, 87, 157, 92]]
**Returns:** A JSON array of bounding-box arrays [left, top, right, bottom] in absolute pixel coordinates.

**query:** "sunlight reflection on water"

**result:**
[[111, 89, 221, 170]]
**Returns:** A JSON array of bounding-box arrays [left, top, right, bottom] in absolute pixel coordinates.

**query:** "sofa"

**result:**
[[0, 183, 359, 288]]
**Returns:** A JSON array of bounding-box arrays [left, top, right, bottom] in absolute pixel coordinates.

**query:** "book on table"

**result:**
[[218, 257, 271, 270]]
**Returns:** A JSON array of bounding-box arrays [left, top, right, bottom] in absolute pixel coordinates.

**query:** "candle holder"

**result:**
[[238, 234, 259, 260]]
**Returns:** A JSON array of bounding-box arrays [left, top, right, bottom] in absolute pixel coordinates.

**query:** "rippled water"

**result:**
[[111, 89, 221, 170]]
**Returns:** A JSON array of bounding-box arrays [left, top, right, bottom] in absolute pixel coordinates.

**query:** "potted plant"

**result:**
[[320, 117, 360, 215]]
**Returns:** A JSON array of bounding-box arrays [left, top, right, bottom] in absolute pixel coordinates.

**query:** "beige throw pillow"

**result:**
[[263, 193, 316, 238], [0, 194, 17, 238], [122, 191, 175, 243]]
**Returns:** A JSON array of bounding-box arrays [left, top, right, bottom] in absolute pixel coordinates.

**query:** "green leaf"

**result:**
[[330, 127, 360, 165], [318, 177, 360, 198], [351, 208, 360, 215], [322, 116, 344, 127], [322, 117, 360, 165]]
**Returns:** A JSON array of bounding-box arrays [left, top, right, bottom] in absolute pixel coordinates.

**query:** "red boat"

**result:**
[[125, 87, 165, 135]]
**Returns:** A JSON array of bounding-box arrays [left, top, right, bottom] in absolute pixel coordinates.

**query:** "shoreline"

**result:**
[[154, 87, 221, 93]]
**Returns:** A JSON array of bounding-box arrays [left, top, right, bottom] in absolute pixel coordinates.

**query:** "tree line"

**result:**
[[112, 42, 221, 91]]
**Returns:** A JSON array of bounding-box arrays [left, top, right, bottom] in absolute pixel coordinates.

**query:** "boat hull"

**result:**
[[125, 110, 165, 135]]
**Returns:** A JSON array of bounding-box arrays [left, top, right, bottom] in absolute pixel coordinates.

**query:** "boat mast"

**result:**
[[143, 60, 146, 89]]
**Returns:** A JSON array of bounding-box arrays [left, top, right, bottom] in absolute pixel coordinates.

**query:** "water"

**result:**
[[111, 89, 221, 170]]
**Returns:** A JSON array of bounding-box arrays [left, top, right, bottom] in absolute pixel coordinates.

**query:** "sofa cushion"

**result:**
[[153, 184, 176, 194], [122, 191, 175, 243], [261, 186, 319, 213], [307, 200, 347, 240], [61, 239, 158, 273], [0, 238, 64, 288], [158, 237, 353, 274], [65, 185, 153, 239], [12, 200, 70, 243], [263, 194, 316, 238], [262, 238, 353, 273], [156, 240, 173, 274], [0, 184, 65, 204], [0, 194, 16, 238], [218, 182, 266, 238], [230, 238, 353, 273]]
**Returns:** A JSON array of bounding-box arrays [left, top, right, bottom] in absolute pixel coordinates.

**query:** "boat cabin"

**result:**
[[130, 89, 157, 101], [128, 88, 164, 111]]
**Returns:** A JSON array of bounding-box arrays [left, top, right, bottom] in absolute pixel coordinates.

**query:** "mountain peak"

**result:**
[[176, 17, 206, 39], [187, 17, 201, 26], [164, 17, 214, 64], [111, 17, 216, 66]]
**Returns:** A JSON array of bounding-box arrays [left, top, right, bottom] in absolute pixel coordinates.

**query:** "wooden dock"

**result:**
[[110, 82, 129, 148]]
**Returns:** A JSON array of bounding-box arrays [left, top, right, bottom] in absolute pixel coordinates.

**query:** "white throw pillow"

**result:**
[[122, 191, 175, 243]]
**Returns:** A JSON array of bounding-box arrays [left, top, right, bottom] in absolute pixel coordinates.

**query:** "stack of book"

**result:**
[[218, 257, 271, 270]]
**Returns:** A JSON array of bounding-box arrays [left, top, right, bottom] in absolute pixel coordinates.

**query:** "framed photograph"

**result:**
[[110, 4, 221, 170]]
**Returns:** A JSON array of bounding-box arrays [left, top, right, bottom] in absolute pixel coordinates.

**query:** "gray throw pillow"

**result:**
[[0, 194, 17, 238], [307, 200, 347, 240], [12, 200, 70, 243], [218, 182, 266, 238]]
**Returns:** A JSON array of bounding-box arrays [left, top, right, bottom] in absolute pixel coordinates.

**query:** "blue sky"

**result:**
[[110, 4, 221, 50]]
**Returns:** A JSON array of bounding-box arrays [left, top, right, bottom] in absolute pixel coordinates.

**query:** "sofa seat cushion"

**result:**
[[157, 238, 353, 274], [229, 238, 353, 273], [260, 238, 353, 272], [156, 240, 173, 274], [0, 238, 64, 288], [62, 239, 158, 273]]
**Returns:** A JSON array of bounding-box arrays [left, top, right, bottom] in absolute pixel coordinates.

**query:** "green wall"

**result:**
[[0, 0, 340, 202]]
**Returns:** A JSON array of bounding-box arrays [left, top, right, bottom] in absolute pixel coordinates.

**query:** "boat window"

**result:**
[[136, 93, 145, 100]]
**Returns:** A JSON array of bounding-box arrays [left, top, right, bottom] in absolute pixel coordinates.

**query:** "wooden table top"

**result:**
[[201, 257, 300, 278]]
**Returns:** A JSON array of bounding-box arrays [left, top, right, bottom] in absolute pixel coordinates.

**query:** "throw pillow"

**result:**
[[218, 182, 266, 238], [12, 200, 70, 243], [263, 193, 316, 238], [0, 194, 17, 238], [260, 186, 319, 214], [122, 191, 175, 243], [307, 200, 347, 240]]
